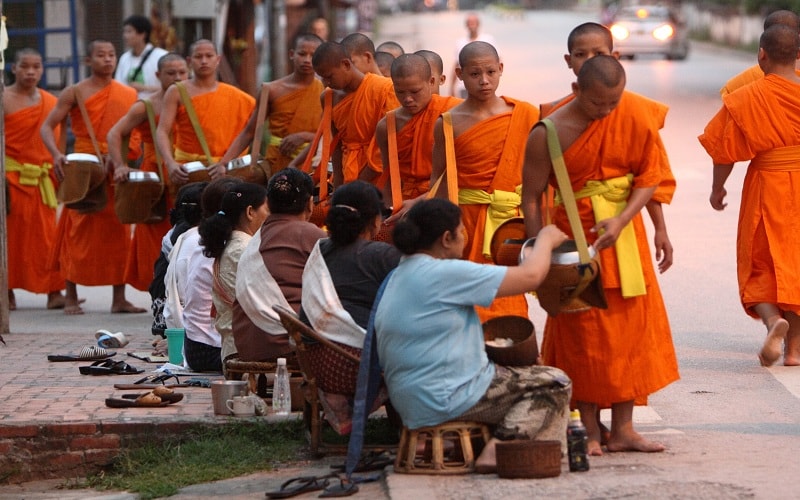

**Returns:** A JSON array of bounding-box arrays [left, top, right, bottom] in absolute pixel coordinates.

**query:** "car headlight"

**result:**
[[610, 24, 629, 40], [652, 24, 675, 41]]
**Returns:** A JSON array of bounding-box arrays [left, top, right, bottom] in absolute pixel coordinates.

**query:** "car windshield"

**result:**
[[616, 6, 670, 22]]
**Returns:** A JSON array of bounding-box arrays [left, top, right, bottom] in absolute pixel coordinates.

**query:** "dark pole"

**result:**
[[1, 0, 10, 337]]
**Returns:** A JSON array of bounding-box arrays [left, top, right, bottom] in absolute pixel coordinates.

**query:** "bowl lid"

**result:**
[[227, 154, 251, 170], [66, 153, 100, 163], [183, 161, 207, 172]]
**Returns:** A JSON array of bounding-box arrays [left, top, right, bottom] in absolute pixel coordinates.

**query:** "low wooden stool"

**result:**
[[394, 421, 491, 474], [224, 359, 277, 397]]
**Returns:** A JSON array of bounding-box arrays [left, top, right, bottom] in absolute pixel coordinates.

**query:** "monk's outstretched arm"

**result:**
[[156, 85, 187, 185], [107, 102, 147, 182], [431, 118, 447, 198], [40, 86, 76, 179], [521, 125, 551, 238], [710, 163, 734, 211]]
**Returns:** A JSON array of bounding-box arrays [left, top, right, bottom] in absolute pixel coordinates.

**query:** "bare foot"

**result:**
[[474, 438, 497, 474], [111, 301, 146, 314], [606, 431, 665, 453], [8, 290, 16, 311], [64, 303, 85, 315], [759, 318, 789, 367], [784, 327, 800, 366], [587, 438, 604, 456], [47, 293, 86, 310]]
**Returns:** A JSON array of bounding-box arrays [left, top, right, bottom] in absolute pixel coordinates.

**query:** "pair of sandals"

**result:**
[[265, 473, 366, 499], [112, 373, 212, 389], [79, 358, 143, 375], [105, 385, 184, 408]]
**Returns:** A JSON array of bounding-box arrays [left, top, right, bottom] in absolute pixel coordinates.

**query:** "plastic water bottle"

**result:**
[[272, 358, 291, 416], [567, 409, 590, 472]]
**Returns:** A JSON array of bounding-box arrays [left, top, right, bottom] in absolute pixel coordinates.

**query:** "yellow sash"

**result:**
[[459, 185, 522, 259], [267, 135, 307, 159], [5, 157, 58, 209], [556, 173, 645, 297], [174, 148, 220, 164]]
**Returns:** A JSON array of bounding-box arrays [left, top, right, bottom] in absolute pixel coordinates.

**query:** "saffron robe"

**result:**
[[5, 89, 64, 293], [720, 65, 764, 97], [265, 80, 324, 172], [541, 91, 675, 204], [454, 96, 538, 321], [123, 108, 175, 291], [699, 74, 800, 317], [174, 83, 255, 159], [332, 73, 399, 183], [395, 95, 461, 199], [50, 82, 137, 285], [540, 94, 679, 404]]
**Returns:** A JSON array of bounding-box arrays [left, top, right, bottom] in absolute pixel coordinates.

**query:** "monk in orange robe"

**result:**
[[375, 53, 461, 204], [304, 41, 399, 188], [107, 53, 189, 292], [719, 10, 800, 97], [699, 25, 800, 367], [431, 42, 538, 322], [156, 39, 255, 187], [221, 34, 323, 175], [523, 56, 679, 456], [41, 40, 144, 314], [4, 49, 65, 310]]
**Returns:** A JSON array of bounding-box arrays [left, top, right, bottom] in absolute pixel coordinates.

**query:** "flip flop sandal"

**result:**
[[265, 475, 332, 499], [104, 389, 184, 408], [319, 478, 359, 498], [331, 451, 394, 473], [79, 359, 144, 375], [48, 346, 116, 362]]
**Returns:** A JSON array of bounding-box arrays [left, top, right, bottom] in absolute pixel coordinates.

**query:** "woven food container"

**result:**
[[482, 315, 538, 367], [496, 439, 562, 479]]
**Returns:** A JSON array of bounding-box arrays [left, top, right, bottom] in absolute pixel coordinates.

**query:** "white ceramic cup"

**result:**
[[226, 395, 255, 416]]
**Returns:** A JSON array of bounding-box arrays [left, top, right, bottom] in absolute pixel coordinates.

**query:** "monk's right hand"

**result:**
[[709, 186, 727, 211], [384, 198, 419, 225], [168, 163, 189, 185], [113, 165, 131, 183], [53, 155, 68, 182]]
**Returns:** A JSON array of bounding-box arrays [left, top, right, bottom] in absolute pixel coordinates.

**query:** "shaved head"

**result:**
[[764, 9, 800, 31], [391, 53, 431, 80], [415, 49, 444, 75], [341, 33, 375, 57], [312, 41, 348, 68], [377, 41, 404, 58], [157, 52, 186, 71], [458, 41, 499, 68], [86, 39, 114, 57], [189, 39, 216, 55], [14, 48, 42, 64], [568, 22, 613, 53], [760, 24, 800, 65], [295, 33, 324, 50], [577, 54, 625, 91]]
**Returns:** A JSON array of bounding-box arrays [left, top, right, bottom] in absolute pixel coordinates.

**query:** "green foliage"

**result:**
[[84, 420, 305, 500]]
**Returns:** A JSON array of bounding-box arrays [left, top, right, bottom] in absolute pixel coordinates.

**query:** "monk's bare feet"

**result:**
[[587, 438, 604, 456], [606, 430, 665, 453], [8, 290, 17, 311], [64, 301, 85, 315], [111, 300, 146, 314], [49, 293, 86, 310], [474, 438, 498, 474], [759, 318, 788, 367]]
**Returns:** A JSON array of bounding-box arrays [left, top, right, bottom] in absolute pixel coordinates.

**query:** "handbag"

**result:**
[[524, 119, 607, 317]]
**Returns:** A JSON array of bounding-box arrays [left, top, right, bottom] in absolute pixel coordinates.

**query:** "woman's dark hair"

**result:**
[[171, 181, 207, 226], [325, 180, 383, 246], [267, 168, 314, 214], [199, 182, 267, 260], [392, 199, 462, 255], [200, 177, 245, 219]]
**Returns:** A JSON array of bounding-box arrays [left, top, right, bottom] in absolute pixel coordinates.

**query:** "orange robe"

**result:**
[[51, 82, 137, 285], [541, 91, 675, 204], [395, 95, 461, 199], [5, 90, 64, 293], [174, 83, 255, 159], [123, 107, 175, 291], [264, 80, 324, 173], [454, 96, 538, 321], [720, 65, 764, 97], [699, 74, 800, 317], [332, 73, 399, 183], [540, 94, 679, 404]]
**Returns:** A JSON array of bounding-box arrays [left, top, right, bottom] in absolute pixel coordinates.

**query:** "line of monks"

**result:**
[[6, 11, 800, 456]]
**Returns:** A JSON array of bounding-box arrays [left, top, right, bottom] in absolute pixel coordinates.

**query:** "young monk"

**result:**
[[220, 34, 323, 174], [4, 49, 66, 310], [41, 40, 144, 314], [341, 33, 382, 75], [291, 41, 399, 188], [375, 51, 395, 77], [719, 10, 800, 97], [375, 53, 461, 204], [430, 41, 538, 322], [156, 39, 255, 187], [107, 53, 189, 292], [542, 22, 675, 274], [523, 55, 679, 456], [699, 25, 800, 367], [376, 41, 404, 58], [415, 49, 447, 94]]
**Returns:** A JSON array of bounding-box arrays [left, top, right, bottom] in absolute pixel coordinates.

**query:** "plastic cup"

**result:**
[[164, 328, 185, 365]]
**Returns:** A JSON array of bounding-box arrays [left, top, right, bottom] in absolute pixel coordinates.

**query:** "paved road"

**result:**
[[5, 7, 800, 499]]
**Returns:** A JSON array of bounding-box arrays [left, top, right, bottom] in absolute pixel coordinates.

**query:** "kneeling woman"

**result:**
[[375, 199, 573, 472]]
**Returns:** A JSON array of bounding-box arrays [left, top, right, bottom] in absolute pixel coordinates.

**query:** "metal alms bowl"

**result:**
[[183, 161, 207, 173], [519, 238, 597, 265], [127, 171, 159, 182], [227, 154, 251, 171]]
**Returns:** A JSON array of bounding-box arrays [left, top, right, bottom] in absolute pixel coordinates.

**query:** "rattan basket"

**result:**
[[496, 439, 562, 479]]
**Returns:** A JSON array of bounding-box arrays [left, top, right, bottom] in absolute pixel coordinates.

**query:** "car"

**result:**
[[608, 5, 690, 60]]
